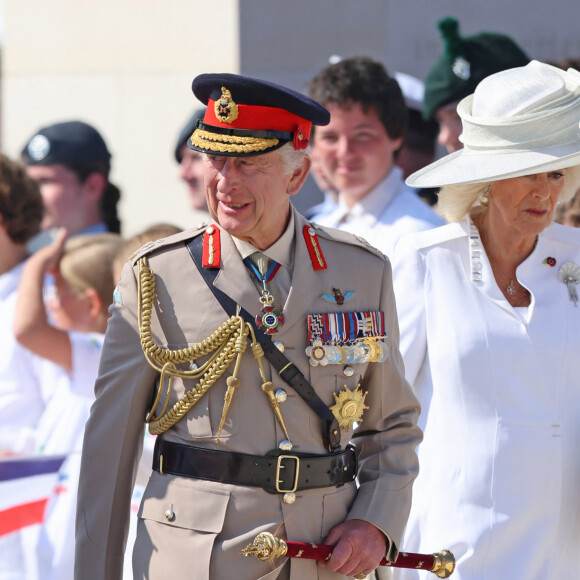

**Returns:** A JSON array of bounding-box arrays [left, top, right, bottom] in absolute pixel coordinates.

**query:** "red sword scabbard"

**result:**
[[242, 532, 455, 578]]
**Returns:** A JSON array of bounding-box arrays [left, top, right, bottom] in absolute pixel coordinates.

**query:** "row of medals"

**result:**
[[306, 338, 388, 367]]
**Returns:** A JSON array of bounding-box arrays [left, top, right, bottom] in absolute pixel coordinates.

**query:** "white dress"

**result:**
[[392, 220, 580, 580]]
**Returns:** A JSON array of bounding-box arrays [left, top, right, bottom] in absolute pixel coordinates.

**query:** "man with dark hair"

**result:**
[[75, 72, 421, 580], [423, 17, 530, 153], [308, 56, 444, 262], [21, 120, 122, 238]]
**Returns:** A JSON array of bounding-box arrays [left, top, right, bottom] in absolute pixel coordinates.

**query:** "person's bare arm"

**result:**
[[14, 228, 72, 371]]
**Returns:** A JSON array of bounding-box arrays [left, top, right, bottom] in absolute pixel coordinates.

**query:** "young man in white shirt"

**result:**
[[308, 56, 444, 263]]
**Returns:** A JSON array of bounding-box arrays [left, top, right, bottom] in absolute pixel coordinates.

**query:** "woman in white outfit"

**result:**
[[391, 60, 580, 579]]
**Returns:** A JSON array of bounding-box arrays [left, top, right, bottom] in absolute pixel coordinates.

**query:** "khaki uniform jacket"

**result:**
[[75, 210, 421, 580]]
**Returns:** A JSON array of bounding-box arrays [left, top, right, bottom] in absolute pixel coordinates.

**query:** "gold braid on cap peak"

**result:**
[[190, 128, 279, 154]]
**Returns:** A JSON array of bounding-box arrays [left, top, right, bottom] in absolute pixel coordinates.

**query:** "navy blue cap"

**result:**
[[21, 121, 111, 166], [189, 73, 330, 157], [174, 107, 206, 162]]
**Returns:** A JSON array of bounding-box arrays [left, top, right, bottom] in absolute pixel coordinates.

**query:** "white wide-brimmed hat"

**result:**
[[406, 60, 580, 188]]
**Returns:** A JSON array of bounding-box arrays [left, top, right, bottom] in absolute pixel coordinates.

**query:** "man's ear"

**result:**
[[286, 156, 312, 197], [83, 172, 107, 202]]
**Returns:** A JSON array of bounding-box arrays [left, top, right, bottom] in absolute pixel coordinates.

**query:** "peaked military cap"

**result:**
[[21, 120, 111, 166], [189, 73, 330, 157], [423, 17, 530, 120]]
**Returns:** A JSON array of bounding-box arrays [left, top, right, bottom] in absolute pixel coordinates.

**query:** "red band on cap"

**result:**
[[205, 100, 312, 142]]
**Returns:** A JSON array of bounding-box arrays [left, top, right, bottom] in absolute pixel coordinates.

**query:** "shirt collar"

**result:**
[[79, 222, 108, 235], [336, 166, 402, 225], [232, 210, 295, 269]]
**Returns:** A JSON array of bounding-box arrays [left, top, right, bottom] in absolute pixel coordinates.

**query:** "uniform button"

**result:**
[[274, 340, 285, 353], [279, 439, 292, 451], [308, 227, 316, 236], [275, 389, 287, 403], [164, 509, 175, 522], [205, 225, 214, 234], [283, 492, 296, 505], [343, 366, 354, 377]]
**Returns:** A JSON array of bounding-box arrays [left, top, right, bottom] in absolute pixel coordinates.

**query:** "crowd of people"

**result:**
[[1, 15, 580, 580]]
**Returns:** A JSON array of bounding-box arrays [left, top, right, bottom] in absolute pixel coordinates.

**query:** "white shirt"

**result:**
[[0, 260, 67, 580], [311, 167, 444, 263], [392, 220, 580, 580], [0, 261, 65, 452]]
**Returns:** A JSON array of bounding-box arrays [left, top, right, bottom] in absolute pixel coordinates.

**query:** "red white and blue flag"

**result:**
[[0, 455, 66, 538]]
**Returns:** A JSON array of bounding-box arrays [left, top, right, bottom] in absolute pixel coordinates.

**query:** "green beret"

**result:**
[[422, 17, 530, 120]]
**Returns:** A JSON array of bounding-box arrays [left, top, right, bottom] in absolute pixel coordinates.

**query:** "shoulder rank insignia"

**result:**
[[303, 225, 327, 271], [215, 86, 239, 124], [202, 226, 221, 268], [330, 383, 369, 431]]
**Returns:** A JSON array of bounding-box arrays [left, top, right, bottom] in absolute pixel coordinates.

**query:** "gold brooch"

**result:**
[[329, 384, 369, 431], [215, 86, 239, 124]]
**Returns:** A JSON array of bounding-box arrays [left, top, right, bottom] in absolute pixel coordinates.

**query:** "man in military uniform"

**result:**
[[75, 73, 421, 580]]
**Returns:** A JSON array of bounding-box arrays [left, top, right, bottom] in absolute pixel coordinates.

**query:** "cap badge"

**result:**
[[452, 56, 471, 80], [27, 134, 51, 161], [294, 123, 308, 150], [215, 86, 239, 124]]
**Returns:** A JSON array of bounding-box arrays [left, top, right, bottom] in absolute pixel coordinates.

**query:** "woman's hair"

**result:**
[[437, 164, 580, 222], [59, 233, 123, 314], [0, 154, 44, 244]]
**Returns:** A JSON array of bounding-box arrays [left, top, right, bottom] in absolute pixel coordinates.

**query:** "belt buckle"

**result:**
[[275, 455, 300, 493]]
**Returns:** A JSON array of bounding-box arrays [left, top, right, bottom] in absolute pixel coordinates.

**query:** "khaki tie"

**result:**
[[247, 252, 284, 313]]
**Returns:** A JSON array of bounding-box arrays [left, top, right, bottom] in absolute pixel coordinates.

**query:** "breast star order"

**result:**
[[329, 383, 369, 431]]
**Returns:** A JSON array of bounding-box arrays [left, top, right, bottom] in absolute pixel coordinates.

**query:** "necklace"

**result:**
[[468, 217, 531, 306]]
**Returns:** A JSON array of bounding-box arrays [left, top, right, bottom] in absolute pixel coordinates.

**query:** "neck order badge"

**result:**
[[244, 253, 284, 334]]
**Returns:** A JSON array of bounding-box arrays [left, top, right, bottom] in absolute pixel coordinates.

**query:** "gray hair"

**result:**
[[276, 142, 311, 176], [437, 164, 580, 222]]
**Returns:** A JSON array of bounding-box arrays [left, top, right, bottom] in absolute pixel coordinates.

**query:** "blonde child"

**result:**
[[14, 229, 122, 580]]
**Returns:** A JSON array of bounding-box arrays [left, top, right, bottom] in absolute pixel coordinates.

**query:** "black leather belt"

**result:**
[[152, 439, 357, 494]]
